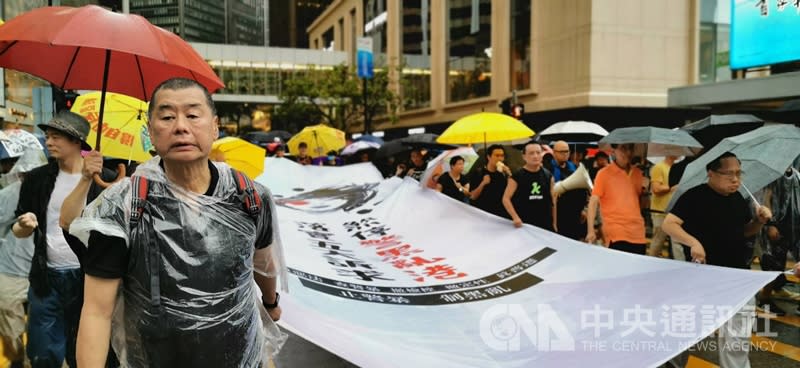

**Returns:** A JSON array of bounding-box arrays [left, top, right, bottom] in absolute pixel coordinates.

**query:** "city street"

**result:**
[[1, 1, 800, 368]]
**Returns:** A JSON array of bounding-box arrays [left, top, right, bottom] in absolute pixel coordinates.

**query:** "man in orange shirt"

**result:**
[[586, 143, 647, 254]]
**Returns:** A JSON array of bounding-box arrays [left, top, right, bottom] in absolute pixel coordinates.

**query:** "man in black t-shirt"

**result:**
[[502, 143, 555, 231], [550, 141, 589, 241], [469, 145, 511, 219], [662, 152, 772, 368], [436, 155, 470, 202], [65, 79, 284, 368]]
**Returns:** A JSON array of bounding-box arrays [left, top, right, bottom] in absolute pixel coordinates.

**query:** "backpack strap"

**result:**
[[130, 175, 149, 228], [230, 168, 261, 221], [127, 175, 162, 315]]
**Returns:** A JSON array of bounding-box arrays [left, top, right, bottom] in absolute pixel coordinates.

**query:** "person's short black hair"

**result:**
[[706, 151, 740, 172], [486, 144, 504, 158], [449, 155, 464, 166], [595, 151, 609, 159], [522, 142, 541, 154], [148, 78, 216, 121], [299, 142, 308, 149]]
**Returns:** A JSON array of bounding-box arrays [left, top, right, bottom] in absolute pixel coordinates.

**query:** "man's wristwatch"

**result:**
[[264, 292, 280, 309]]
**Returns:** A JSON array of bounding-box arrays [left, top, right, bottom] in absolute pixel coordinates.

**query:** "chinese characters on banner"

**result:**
[[756, 0, 800, 16]]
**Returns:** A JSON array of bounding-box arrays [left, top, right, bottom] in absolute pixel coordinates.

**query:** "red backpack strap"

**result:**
[[230, 168, 261, 221], [130, 175, 149, 229]]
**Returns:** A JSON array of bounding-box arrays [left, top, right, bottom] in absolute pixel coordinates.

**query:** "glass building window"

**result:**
[[400, 0, 432, 109], [322, 27, 335, 50], [510, 0, 531, 91], [3, 0, 50, 107], [446, 0, 492, 103], [364, 0, 388, 66], [698, 0, 731, 83]]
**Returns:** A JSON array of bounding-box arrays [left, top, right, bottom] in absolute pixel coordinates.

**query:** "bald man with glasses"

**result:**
[[550, 141, 589, 241]]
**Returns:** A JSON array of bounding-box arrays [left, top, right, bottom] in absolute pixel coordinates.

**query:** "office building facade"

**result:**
[[308, 0, 797, 136], [129, 0, 266, 46]]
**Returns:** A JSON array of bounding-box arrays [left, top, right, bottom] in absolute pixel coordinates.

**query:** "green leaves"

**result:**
[[273, 63, 402, 133]]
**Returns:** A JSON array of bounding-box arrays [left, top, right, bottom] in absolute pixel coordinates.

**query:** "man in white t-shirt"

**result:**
[[12, 111, 116, 368]]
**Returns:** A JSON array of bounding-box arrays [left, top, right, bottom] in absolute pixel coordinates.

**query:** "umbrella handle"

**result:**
[[93, 163, 126, 189]]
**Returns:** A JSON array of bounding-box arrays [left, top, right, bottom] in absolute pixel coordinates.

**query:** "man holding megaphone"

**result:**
[[548, 141, 591, 241], [468, 145, 511, 219]]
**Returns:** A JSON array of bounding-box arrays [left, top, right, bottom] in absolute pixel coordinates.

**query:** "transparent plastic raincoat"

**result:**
[[0, 149, 48, 362], [763, 166, 800, 260], [0, 149, 48, 276], [70, 158, 287, 367]]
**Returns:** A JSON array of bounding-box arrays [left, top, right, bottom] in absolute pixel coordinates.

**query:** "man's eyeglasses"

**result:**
[[553, 150, 570, 154], [714, 170, 744, 179]]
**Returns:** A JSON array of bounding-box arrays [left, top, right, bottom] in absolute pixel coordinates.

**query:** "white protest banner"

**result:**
[[257, 158, 777, 368], [0, 129, 43, 158]]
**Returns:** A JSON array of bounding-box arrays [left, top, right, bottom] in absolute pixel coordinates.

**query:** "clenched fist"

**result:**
[[17, 212, 38, 231], [82, 150, 104, 180]]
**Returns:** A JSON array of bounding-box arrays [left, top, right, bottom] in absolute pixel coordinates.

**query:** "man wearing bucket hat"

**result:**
[[12, 110, 116, 368]]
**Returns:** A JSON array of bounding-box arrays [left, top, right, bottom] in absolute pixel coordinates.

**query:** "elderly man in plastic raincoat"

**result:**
[[64, 78, 287, 368], [0, 149, 48, 367]]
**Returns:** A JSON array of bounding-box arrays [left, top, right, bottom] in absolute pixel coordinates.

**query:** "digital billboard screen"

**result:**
[[731, 0, 800, 69]]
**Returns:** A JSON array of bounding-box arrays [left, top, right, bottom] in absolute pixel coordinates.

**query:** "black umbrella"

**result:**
[[374, 140, 413, 160], [242, 130, 293, 148], [680, 114, 764, 148], [398, 133, 456, 150]]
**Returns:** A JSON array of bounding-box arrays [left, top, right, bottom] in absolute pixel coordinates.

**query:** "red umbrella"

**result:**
[[0, 5, 224, 186]]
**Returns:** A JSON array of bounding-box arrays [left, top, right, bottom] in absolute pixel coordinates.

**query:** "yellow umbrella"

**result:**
[[287, 124, 346, 156], [71, 91, 153, 162], [211, 137, 266, 179], [437, 112, 535, 145]]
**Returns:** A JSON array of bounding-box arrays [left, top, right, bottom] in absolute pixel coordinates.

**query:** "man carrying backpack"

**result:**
[[63, 78, 287, 368]]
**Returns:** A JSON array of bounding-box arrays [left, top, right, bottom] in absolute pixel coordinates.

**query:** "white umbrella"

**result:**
[[341, 140, 381, 156], [420, 147, 479, 189], [537, 121, 609, 142]]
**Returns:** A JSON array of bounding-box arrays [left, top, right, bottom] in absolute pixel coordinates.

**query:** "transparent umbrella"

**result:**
[[600, 126, 703, 157], [668, 124, 800, 210]]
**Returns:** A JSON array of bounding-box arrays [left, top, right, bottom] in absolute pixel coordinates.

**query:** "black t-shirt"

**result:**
[[468, 167, 509, 218], [668, 158, 692, 187], [83, 161, 220, 279], [670, 184, 752, 269], [550, 161, 589, 239], [437, 172, 468, 201], [510, 167, 553, 230], [404, 163, 426, 181]]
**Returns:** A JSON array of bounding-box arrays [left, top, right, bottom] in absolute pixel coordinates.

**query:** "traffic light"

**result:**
[[511, 103, 525, 120], [53, 88, 80, 112], [64, 91, 79, 109]]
